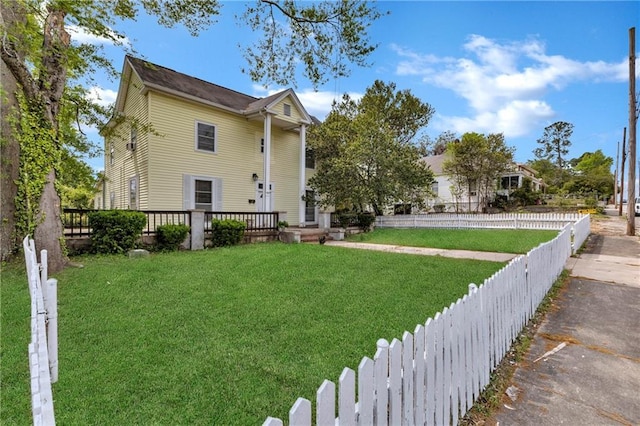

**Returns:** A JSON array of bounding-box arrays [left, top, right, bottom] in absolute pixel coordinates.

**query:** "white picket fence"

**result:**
[[375, 212, 583, 231], [23, 236, 58, 426], [377, 212, 590, 256], [571, 214, 591, 255], [264, 223, 575, 426]]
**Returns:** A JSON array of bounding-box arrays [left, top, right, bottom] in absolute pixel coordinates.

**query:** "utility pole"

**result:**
[[619, 127, 626, 216], [627, 27, 636, 236], [614, 140, 619, 208]]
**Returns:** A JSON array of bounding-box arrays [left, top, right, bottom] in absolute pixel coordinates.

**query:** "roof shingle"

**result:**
[[126, 55, 260, 111]]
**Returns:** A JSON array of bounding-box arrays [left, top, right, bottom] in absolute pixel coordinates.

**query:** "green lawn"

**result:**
[[347, 228, 559, 254], [1, 243, 506, 425]]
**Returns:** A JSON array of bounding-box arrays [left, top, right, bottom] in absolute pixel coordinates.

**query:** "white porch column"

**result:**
[[262, 112, 272, 212], [298, 124, 307, 227]]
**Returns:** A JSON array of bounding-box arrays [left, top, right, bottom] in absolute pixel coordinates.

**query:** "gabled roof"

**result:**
[[126, 55, 259, 112], [112, 55, 313, 124], [420, 154, 447, 175]]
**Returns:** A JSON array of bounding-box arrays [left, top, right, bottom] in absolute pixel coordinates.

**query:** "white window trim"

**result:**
[[195, 120, 217, 154], [128, 175, 139, 210]]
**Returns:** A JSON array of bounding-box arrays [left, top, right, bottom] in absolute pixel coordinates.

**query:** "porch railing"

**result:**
[[63, 209, 278, 237], [204, 211, 279, 233]]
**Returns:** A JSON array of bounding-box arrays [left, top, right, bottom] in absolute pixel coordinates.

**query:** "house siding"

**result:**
[[104, 71, 149, 210], [146, 92, 303, 224], [273, 95, 304, 124], [102, 58, 316, 226]]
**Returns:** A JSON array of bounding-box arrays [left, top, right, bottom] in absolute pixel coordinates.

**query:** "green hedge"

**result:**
[[335, 212, 375, 232], [157, 224, 190, 251], [210, 219, 246, 247], [356, 212, 375, 231], [88, 210, 147, 254]]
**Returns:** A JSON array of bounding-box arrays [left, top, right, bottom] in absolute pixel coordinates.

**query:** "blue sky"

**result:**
[[78, 1, 639, 190]]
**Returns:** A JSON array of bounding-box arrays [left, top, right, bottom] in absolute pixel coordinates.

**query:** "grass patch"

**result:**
[[347, 228, 558, 254], [1, 243, 504, 425], [0, 261, 32, 424]]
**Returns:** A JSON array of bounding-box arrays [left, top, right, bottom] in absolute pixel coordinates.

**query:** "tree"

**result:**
[[307, 80, 435, 215], [416, 130, 458, 156], [242, 0, 384, 88], [526, 158, 560, 193], [0, 0, 383, 270], [563, 149, 614, 199], [58, 151, 99, 209], [0, 1, 21, 261], [533, 121, 574, 187], [443, 132, 515, 212]]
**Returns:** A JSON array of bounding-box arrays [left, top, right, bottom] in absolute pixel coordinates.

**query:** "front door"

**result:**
[[305, 189, 316, 223], [256, 181, 273, 212]]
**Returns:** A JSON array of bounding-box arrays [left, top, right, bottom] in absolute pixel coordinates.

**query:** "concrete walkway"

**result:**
[[324, 240, 518, 262], [492, 218, 640, 425]]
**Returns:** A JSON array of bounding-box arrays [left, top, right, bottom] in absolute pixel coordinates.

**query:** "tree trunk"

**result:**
[[0, 59, 20, 260], [33, 169, 66, 272], [0, 1, 23, 260], [0, 4, 71, 272]]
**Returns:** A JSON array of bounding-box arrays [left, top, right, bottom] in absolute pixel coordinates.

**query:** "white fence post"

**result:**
[[22, 236, 56, 425], [44, 278, 58, 384]]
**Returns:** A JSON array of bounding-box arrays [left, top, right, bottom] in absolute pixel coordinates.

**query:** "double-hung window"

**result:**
[[184, 175, 222, 211], [195, 179, 213, 210], [196, 121, 216, 153], [305, 148, 315, 169]]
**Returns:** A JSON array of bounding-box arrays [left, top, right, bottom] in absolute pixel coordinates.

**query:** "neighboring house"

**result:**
[[420, 154, 545, 212], [420, 154, 479, 212], [100, 56, 319, 226], [496, 163, 545, 197]]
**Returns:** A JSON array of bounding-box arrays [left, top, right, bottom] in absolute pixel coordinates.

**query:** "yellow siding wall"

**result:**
[[104, 71, 149, 210], [147, 92, 304, 224], [272, 95, 304, 124]]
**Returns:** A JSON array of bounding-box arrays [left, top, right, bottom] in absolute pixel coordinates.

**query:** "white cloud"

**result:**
[[87, 86, 118, 108], [67, 25, 130, 47], [80, 87, 117, 135], [436, 100, 554, 137], [394, 35, 627, 138]]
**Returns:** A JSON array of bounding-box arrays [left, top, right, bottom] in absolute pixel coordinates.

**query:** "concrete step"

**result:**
[[290, 228, 331, 243]]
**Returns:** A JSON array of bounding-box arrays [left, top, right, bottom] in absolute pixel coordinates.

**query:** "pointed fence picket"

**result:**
[[265, 217, 580, 426]]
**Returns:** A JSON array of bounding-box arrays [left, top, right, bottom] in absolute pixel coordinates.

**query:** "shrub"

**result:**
[[157, 224, 190, 251], [211, 219, 246, 247], [88, 210, 147, 254], [433, 204, 446, 213], [356, 212, 375, 232], [584, 198, 597, 208]]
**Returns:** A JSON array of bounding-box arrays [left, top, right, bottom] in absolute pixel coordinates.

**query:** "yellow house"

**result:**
[[101, 56, 318, 226]]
